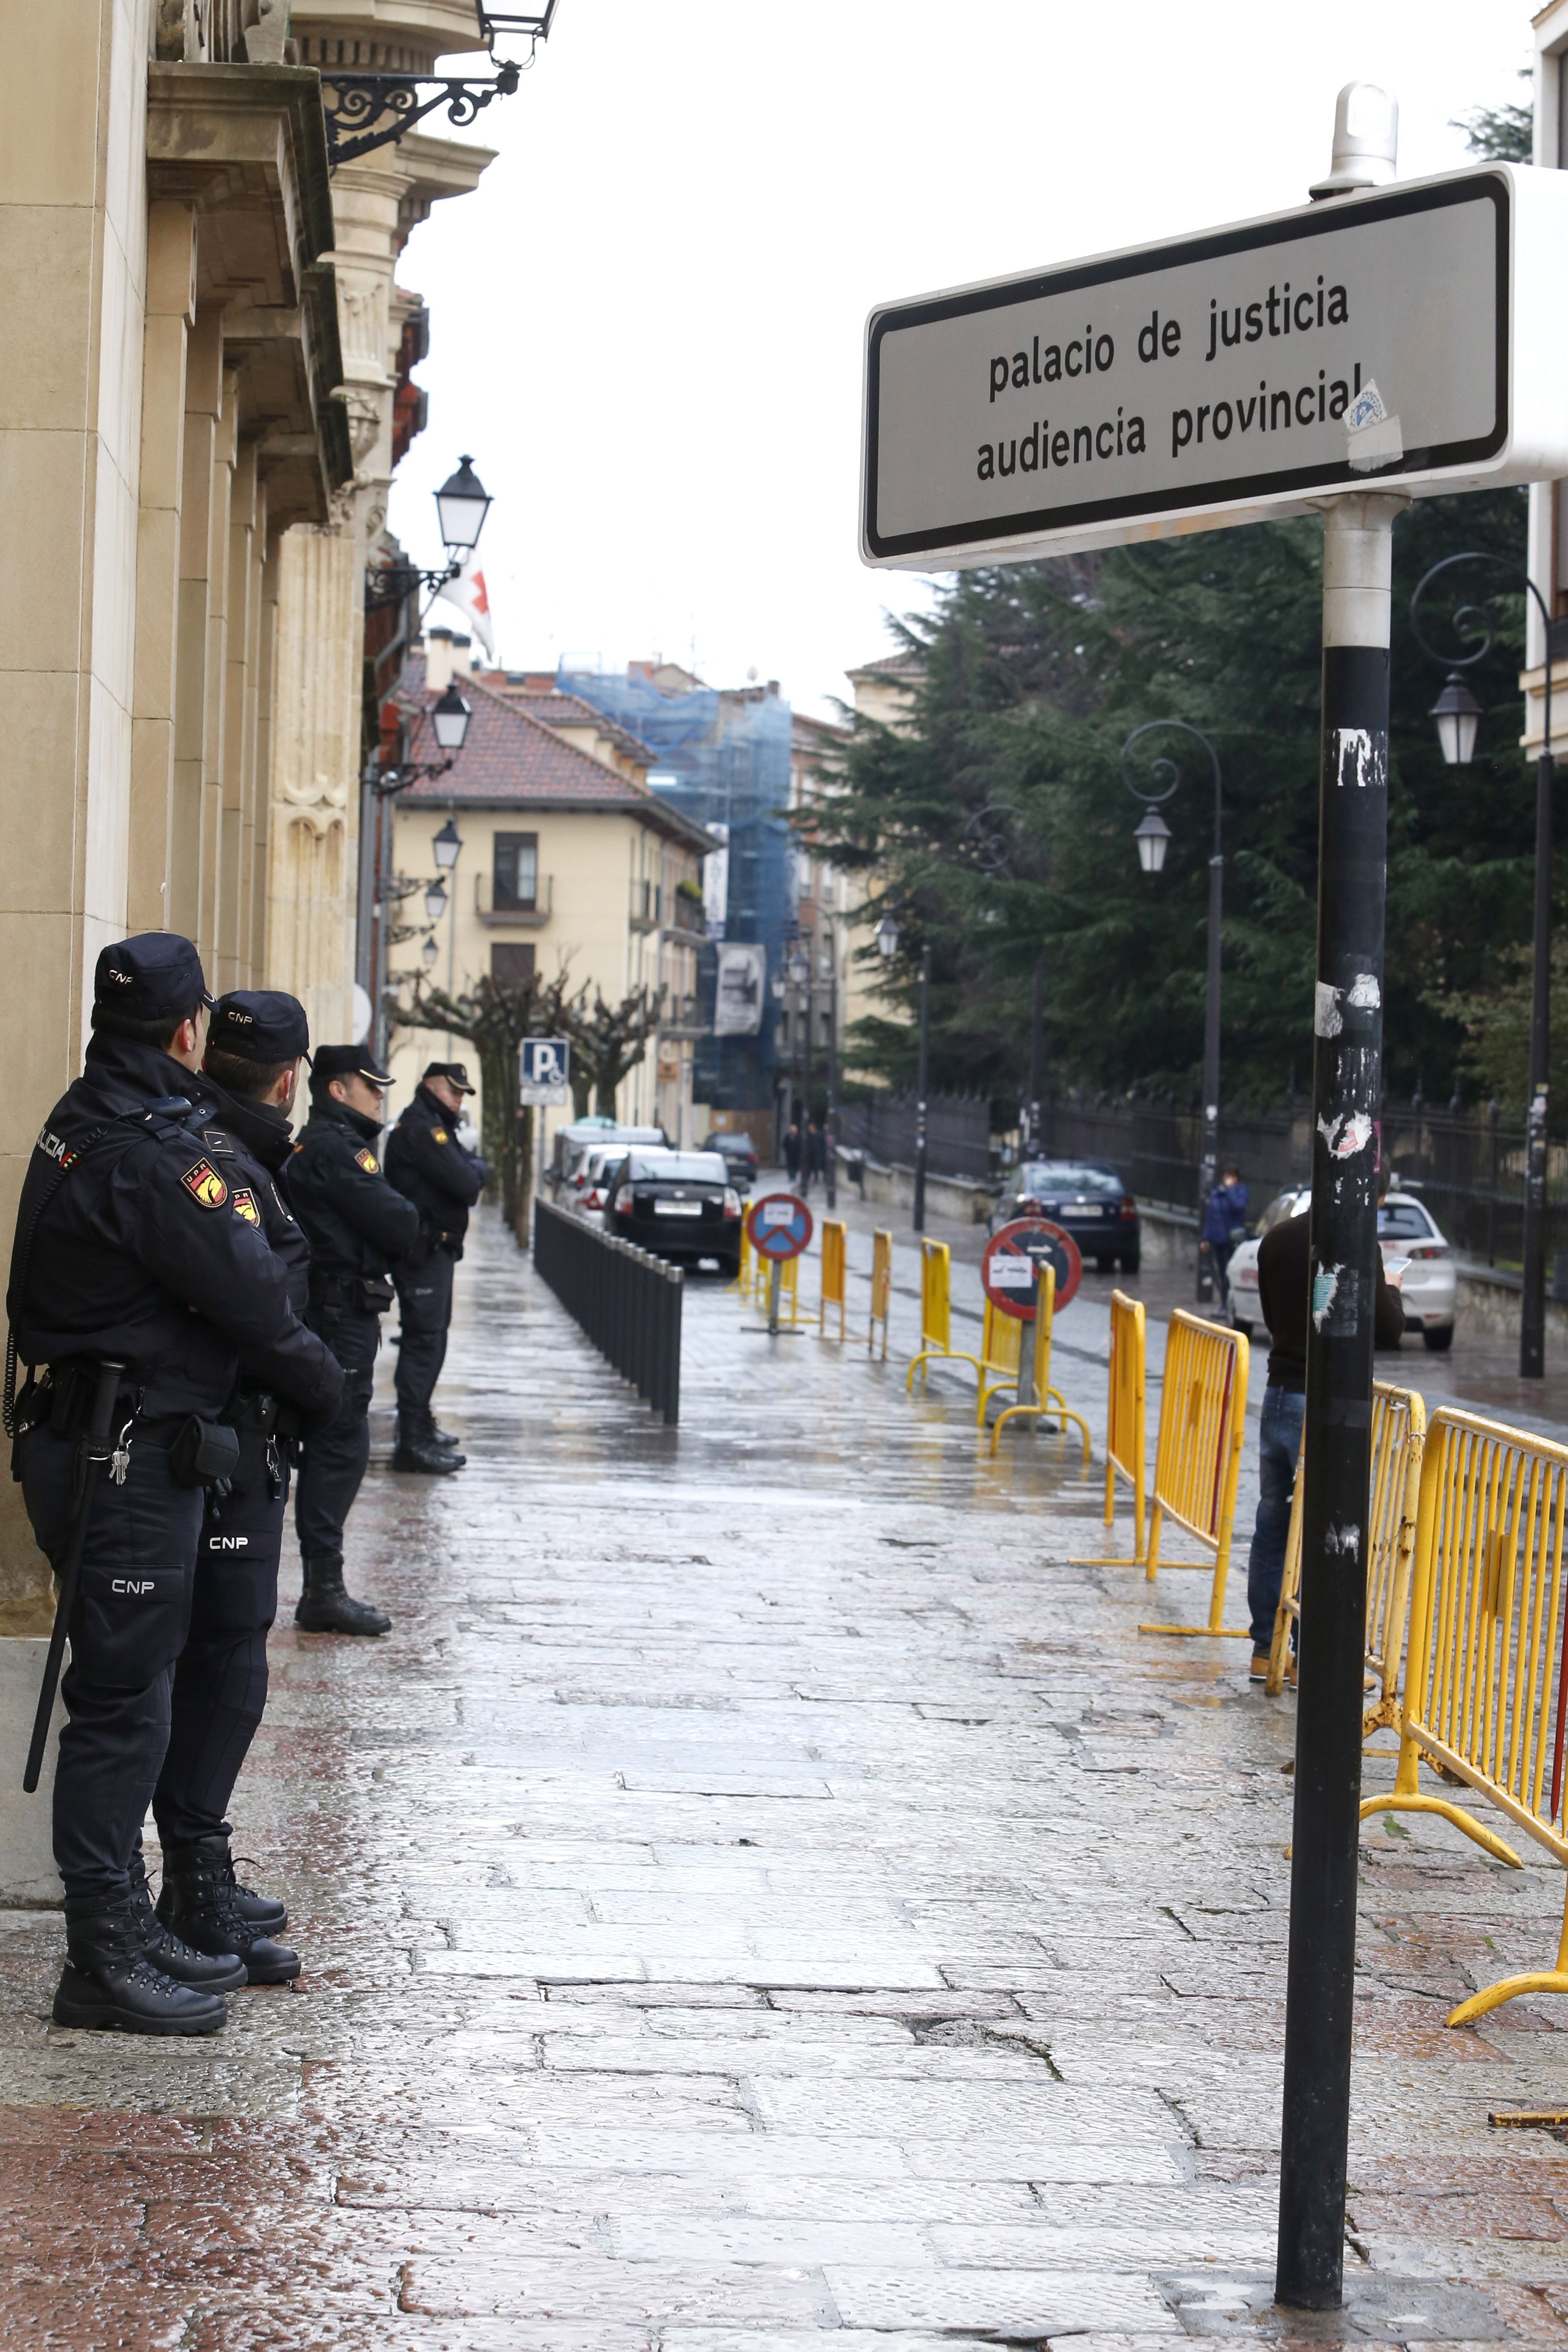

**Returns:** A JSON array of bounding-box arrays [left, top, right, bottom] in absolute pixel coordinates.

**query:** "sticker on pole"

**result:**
[[983, 1219, 1081, 1318], [746, 1192, 813, 1262]]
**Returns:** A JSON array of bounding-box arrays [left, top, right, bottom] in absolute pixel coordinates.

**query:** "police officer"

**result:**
[[147, 990, 321, 1986], [287, 1046, 419, 1635], [8, 936, 342, 2037], [386, 1060, 487, 1474]]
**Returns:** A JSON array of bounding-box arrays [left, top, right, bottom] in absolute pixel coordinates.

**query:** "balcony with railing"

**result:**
[[475, 872, 553, 927]]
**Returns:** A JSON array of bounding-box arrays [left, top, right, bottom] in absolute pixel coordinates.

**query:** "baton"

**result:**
[[23, 1358, 124, 1794]]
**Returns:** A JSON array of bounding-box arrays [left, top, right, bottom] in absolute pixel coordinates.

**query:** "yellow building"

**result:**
[[387, 638, 711, 1148]]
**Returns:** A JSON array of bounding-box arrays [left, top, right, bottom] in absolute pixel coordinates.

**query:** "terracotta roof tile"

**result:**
[[391, 656, 707, 853]]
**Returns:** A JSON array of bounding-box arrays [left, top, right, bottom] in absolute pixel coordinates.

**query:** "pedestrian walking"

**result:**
[[1201, 1164, 1250, 1305], [148, 987, 334, 1991], [1245, 1182, 1404, 1683], [287, 1046, 419, 1635], [7, 937, 342, 2036], [808, 1118, 827, 1193], [782, 1120, 801, 1182], [386, 1060, 487, 1472]]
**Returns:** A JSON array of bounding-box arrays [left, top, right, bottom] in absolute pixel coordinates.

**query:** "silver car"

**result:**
[[1228, 1181, 1456, 1352]]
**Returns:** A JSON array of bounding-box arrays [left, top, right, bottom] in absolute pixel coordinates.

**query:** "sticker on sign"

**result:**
[[862, 165, 1568, 569], [989, 1258, 1037, 1289], [762, 1201, 796, 1228]]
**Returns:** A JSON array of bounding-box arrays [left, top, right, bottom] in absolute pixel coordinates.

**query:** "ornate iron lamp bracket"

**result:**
[[321, 60, 521, 169]]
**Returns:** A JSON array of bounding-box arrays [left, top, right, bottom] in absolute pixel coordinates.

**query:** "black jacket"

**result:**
[[1256, 1207, 1405, 1393], [192, 1078, 343, 1421], [285, 1101, 420, 1292], [7, 1035, 340, 1421], [385, 1084, 488, 1259]]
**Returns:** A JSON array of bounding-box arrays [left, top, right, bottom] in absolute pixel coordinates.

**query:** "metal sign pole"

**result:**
[[1276, 490, 1404, 2311], [767, 1259, 781, 1336], [1016, 1265, 1039, 1410]]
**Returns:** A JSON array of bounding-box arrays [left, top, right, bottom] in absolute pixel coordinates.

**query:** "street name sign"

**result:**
[[519, 1037, 570, 1108], [862, 164, 1568, 568]]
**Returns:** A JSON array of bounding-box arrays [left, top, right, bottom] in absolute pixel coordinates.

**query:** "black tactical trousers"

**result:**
[[394, 1248, 454, 1440], [21, 1421, 201, 1900], [294, 1303, 380, 1569], [153, 1445, 288, 1847]]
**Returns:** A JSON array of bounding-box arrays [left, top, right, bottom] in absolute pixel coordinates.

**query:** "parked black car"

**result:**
[[606, 1151, 744, 1276], [987, 1159, 1140, 1273], [700, 1130, 759, 1191]]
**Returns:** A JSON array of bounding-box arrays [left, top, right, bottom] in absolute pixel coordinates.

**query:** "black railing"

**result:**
[[836, 1091, 991, 1180], [1039, 1094, 1559, 1273], [532, 1199, 682, 1424]]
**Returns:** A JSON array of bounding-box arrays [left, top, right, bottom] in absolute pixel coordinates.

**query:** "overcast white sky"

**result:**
[[388, 0, 1529, 718]]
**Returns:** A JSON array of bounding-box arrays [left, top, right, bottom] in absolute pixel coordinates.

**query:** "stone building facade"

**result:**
[[0, 0, 499, 1629]]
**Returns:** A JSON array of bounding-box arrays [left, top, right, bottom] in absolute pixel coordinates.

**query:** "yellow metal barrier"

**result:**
[[868, 1229, 891, 1361], [819, 1219, 847, 1341], [987, 1264, 1092, 1459], [906, 1240, 984, 1391], [1361, 1409, 1568, 2024], [1104, 1290, 1147, 1563], [1266, 1381, 1426, 1715], [732, 1226, 753, 1296], [1137, 1311, 1251, 1639]]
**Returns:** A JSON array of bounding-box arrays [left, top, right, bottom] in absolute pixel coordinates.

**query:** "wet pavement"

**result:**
[[5, 1206, 1568, 2345]]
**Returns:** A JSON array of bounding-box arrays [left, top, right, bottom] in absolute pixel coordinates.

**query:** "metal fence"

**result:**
[[532, 1199, 683, 1424], [836, 1093, 991, 1182], [1040, 1094, 1561, 1270]]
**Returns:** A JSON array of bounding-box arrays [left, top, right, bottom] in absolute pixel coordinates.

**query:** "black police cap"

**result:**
[[209, 989, 310, 1063], [423, 1060, 476, 1095], [93, 933, 213, 1026], [313, 1044, 394, 1090]]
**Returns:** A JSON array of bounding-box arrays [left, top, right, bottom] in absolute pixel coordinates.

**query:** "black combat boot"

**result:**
[[156, 1835, 300, 1985], [224, 1855, 288, 1933], [430, 1423, 462, 1453], [393, 1428, 465, 1474], [127, 1847, 245, 1991], [295, 1557, 391, 1636], [53, 1892, 228, 2034]]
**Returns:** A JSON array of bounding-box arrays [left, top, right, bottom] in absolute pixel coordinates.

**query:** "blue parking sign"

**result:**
[[519, 1037, 570, 1105]]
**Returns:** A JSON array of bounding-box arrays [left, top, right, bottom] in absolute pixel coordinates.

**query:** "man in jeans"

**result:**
[[1247, 1190, 1404, 1682]]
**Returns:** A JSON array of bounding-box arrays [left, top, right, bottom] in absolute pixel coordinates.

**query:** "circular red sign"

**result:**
[[745, 1191, 814, 1262], [982, 1218, 1081, 1319]]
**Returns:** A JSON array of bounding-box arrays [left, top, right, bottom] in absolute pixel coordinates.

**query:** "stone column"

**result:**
[[129, 201, 198, 936], [266, 517, 359, 1044]]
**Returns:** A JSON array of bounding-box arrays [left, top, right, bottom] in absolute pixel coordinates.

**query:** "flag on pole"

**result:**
[[435, 563, 495, 661]]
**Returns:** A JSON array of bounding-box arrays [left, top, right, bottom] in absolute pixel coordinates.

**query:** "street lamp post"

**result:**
[[1410, 550, 1555, 1378], [789, 948, 811, 1186], [913, 942, 932, 1233], [1028, 955, 1044, 1158], [1122, 720, 1224, 1304]]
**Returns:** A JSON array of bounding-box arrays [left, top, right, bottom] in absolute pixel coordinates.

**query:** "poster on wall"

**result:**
[[703, 823, 730, 940], [714, 943, 766, 1037]]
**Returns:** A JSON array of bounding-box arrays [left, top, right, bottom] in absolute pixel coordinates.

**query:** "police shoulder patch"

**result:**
[[431, 1128, 449, 1144], [354, 1148, 379, 1174], [200, 1127, 234, 1155], [231, 1187, 260, 1227], [181, 1158, 228, 1210]]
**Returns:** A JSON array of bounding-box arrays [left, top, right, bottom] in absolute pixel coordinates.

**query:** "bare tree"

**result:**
[[393, 967, 571, 1228], [564, 986, 658, 1120]]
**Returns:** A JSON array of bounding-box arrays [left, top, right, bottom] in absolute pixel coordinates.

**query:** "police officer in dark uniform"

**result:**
[[147, 989, 322, 1986], [8, 937, 342, 2037], [287, 1045, 419, 1635], [386, 1060, 487, 1474]]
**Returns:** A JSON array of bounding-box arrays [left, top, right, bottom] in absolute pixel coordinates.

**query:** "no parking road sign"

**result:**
[[746, 1192, 813, 1263], [982, 1219, 1081, 1319]]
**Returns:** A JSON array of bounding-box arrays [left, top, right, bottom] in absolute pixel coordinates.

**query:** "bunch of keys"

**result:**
[[108, 1419, 133, 1486]]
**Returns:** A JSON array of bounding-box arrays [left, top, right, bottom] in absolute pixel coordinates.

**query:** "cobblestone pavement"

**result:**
[[6, 1208, 1568, 2346]]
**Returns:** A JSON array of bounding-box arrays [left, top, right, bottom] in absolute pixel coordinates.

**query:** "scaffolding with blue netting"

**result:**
[[556, 667, 792, 1111]]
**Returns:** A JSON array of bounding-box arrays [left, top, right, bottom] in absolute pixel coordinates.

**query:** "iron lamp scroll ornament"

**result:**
[[320, 1, 559, 169], [1409, 550, 1555, 1380], [366, 458, 494, 617], [1121, 719, 1225, 1305]]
